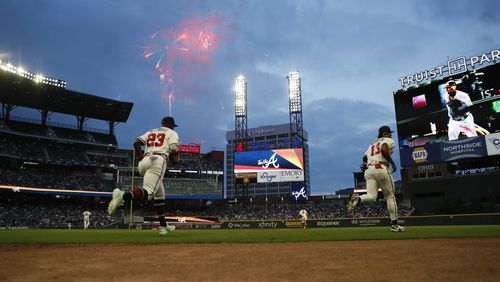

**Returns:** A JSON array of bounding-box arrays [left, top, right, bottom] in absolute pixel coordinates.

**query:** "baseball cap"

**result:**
[[161, 116, 178, 127], [446, 80, 457, 86], [378, 125, 393, 134]]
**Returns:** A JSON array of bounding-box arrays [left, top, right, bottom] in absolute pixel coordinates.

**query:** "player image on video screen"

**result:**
[[394, 62, 500, 148], [439, 79, 489, 140]]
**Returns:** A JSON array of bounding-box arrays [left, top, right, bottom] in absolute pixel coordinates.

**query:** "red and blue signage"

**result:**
[[234, 149, 304, 173]]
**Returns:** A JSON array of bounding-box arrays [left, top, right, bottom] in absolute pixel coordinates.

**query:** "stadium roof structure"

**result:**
[[0, 70, 133, 123]]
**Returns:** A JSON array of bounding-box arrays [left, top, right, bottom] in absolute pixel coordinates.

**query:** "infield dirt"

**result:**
[[1, 238, 499, 282]]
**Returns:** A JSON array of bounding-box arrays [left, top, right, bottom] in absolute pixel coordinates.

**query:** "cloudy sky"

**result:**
[[0, 0, 499, 194]]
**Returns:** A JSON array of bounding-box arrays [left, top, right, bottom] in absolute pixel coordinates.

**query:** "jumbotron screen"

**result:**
[[394, 62, 500, 148], [234, 149, 304, 183]]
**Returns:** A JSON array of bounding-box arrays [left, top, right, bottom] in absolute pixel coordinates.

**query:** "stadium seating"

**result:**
[[0, 193, 123, 229]]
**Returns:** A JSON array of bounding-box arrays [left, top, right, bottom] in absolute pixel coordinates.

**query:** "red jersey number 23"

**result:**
[[146, 133, 165, 147]]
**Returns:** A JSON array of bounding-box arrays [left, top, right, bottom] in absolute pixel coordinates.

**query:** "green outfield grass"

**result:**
[[1, 225, 499, 244]]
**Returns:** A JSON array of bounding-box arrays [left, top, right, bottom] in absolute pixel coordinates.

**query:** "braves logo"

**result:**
[[292, 187, 306, 200], [258, 153, 280, 169]]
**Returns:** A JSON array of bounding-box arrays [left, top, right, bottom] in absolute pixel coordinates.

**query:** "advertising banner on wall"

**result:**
[[257, 170, 304, 183], [485, 132, 500, 156], [400, 135, 493, 167], [440, 136, 487, 161], [400, 143, 442, 167]]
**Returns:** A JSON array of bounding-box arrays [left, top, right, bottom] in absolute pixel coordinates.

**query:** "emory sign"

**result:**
[[257, 170, 304, 183]]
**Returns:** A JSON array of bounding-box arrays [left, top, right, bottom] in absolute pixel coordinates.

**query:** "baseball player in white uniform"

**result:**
[[347, 126, 405, 232], [108, 116, 180, 236], [443, 81, 477, 140], [299, 209, 308, 229], [82, 210, 91, 229]]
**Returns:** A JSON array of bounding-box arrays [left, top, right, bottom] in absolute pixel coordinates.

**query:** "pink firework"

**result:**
[[141, 15, 229, 114]]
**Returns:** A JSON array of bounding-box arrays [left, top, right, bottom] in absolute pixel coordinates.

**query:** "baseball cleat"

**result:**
[[159, 225, 176, 236], [347, 193, 360, 213], [390, 224, 406, 232], [107, 188, 124, 215], [159, 226, 169, 236]]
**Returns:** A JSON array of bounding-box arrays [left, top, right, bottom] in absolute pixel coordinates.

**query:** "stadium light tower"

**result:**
[[234, 74, 248, 201], [287, 71, 304, 147], [234, 74, 248, 149]]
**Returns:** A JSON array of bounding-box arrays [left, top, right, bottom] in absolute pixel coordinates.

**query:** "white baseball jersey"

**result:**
[[138, 127, 180, 156], [364, 137, 395, 166], [82, 211, 91, 220], [299, 209, 308, 219], [361, 136, 398, 222], [137, 126, 180, 202], [444, 90, 473, 120], [443, 91, 477, 140]]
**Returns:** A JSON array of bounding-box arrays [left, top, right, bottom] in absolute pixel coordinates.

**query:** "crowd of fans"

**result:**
[[0, 194, 124, 229], [0, 135, 129, 168], [0, 204, 121, 229], [0, 192, 412, 229], [0, 167, 116, 191], [173, 200, 412, 221]]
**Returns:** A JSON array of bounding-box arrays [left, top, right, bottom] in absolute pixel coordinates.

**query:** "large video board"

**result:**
[[234, 149, 304, 182], [394, 62, 500, 151]]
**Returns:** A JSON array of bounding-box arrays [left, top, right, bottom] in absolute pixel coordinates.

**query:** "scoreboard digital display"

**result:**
[[234, 148, 304, 173], [394, 62, 500, 149]]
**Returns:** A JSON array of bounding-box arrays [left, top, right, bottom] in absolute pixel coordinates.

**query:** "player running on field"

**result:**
[[299, 209, 308, 229], [82, 210, 91, 229], [347, 125, 405, 232], [108, 116, 180, 236]]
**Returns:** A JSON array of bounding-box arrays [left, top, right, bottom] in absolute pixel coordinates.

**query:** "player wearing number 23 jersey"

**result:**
[[137, 126, 179, 157], [108, 116, 179, 236], [347, 125, 405, 232]]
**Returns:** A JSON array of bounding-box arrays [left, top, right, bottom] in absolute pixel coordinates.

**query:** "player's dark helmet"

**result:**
[[378, 125, 393, 138], [161, 116, 178, 128]]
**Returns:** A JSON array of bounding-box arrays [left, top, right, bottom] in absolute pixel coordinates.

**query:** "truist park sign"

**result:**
[[399, 49, 500, 88]]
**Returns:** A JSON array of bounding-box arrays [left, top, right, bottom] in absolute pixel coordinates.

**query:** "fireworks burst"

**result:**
[[141, 15, 230, 115]]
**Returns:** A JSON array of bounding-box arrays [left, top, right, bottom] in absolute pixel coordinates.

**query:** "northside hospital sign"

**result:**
[[399, 49, 500, 88]]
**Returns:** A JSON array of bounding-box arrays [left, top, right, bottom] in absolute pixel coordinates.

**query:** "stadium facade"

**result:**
[[225, 123, 310, 200]]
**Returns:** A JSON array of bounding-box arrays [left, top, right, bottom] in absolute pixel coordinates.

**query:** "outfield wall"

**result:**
[[131, 213, 500, 230], [218, 213, 500, 229]]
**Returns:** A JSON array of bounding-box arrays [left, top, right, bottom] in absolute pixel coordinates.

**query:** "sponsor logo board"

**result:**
[[400, 143, 441, 167], [485, 132, 500, 156], [316, 221, 341, 227], [441, 136, 486, 161], [412, 147, 428, 163], [257, 170, 304, 183], [285, 221, 303, 228]]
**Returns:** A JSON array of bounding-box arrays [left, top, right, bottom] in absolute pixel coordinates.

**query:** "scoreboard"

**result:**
[[394, 62, 500, 167]]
